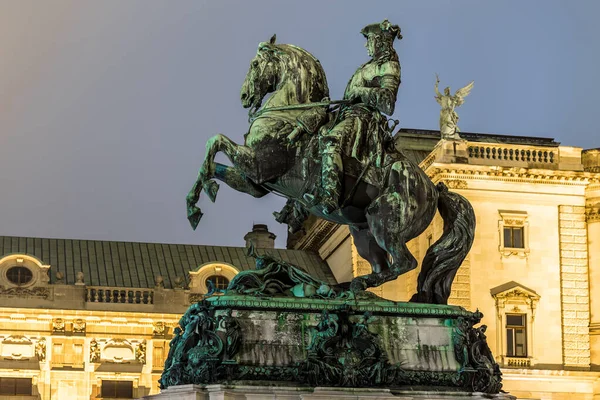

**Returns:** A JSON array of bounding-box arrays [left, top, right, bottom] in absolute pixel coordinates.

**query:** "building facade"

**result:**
[[0, 226, 335, 400], [291, 129, 600, 399]]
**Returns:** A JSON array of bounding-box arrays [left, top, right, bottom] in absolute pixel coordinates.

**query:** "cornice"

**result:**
[[293, 219, 339, 252], [427, 165, 600, 186]]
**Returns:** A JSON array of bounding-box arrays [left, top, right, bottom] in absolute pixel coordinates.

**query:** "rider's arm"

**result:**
[[353, 61, 400, 115]]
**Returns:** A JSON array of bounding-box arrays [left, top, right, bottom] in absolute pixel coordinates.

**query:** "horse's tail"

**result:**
[[410, 182, 476, 305]]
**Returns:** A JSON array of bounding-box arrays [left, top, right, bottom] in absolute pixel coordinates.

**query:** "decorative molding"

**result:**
[[586, 207, 600, 222], [427, 166, 600, 186], [293, 219, 339, 252], [209, 295, 480, 319], [443, 179, 468, 189], [0, 286, 50, 299]]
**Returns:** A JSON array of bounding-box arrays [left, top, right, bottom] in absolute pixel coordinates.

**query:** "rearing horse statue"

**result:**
[[186, 36, 475, 304]]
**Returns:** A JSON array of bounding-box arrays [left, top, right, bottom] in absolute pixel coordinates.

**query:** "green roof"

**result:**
[[0, 236, 336, 289]]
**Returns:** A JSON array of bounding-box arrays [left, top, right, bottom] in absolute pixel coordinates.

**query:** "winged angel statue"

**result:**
[[435, 75, 474, 140]]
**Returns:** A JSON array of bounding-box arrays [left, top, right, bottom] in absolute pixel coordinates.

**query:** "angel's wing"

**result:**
[[434, 74, 442, 104], [454, 81, 474, 106]]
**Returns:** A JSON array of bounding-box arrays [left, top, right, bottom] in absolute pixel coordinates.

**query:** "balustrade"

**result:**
[[468, 145, 555, 164], [85, 287, 154, 305]]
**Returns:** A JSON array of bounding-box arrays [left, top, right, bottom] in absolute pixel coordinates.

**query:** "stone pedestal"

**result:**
[[158, 294, 503, 394], [142, 384, 515, 400]]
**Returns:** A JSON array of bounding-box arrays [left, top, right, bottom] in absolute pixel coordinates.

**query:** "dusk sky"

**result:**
[[0, 1, 598, 248]]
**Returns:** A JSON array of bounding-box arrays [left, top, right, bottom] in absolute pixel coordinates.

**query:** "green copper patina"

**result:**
[[186, 20, 477, 304]]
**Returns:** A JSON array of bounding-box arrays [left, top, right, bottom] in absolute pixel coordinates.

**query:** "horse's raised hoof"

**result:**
[[204, 180, 220, 203], [187, 206, 204, 230]]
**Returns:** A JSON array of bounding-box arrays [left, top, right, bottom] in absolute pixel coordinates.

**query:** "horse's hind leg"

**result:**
[[348, 225, 396, 292], [213, 163, 268, 198], [364, 193, 420, 286]]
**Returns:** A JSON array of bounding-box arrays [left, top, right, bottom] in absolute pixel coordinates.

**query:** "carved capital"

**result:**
[[586, 207, 600, 223]]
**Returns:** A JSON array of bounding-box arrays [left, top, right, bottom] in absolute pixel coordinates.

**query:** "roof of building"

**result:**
[[0, 236, 337, 289]]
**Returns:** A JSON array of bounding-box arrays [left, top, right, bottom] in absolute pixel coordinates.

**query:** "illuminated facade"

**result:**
[[291, 129, 600, 399], [0, 226, 334, 400]]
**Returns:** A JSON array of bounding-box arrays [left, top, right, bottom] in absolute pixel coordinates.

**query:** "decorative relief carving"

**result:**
[[586, 207, 600, 223], [136, 340, 146, 364], [188, 293, 205, 304], [35, 338, 46, 362], [90, 339, 100, 363], [72, 319, 86, 334], [52, 318, 65, 334], [153, 322, 166, 336], [443, 179, 468, 189], [1, 335, 34, 360], [0, 286, 50, 299]]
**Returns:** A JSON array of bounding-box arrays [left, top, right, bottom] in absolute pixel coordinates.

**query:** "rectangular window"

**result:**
[[427, 234, 433, 248], [101, 380, 133, 399], [52, 343, 64, 365], [0, 377, 32, 395], [506, 314, 527, 357], [153, 344, 165, 369], [503, 226, 524, 248]]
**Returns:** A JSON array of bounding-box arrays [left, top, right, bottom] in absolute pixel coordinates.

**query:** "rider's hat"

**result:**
[[361, 19, 402, 40]]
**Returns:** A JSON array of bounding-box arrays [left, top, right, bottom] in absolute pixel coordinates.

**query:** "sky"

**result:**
[[0, 0, 599, 248]]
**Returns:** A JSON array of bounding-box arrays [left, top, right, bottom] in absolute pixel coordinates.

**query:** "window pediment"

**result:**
[[490, 281, 540, 302]]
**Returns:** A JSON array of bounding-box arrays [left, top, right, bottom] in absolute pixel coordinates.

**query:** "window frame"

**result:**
[[498, 210, 530, 258], [100, 379, 134, 399], [505, 313, 527, 358], [491, 283, 540, 368], [205, 275, 229, 291], [0, 377, 32, 396]]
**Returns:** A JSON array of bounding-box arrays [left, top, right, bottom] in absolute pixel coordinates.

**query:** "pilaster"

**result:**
[[558, 205, 591, 368]]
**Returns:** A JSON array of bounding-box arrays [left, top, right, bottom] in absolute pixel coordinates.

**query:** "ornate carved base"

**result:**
[[159, 294, 504, 394]]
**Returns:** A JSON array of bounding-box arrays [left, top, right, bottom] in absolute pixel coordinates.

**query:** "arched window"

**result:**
[[6, 266, 33, 286], [205, 275, 229, 291]]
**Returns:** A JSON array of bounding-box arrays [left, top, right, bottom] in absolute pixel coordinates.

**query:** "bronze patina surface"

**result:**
[[186, 20, 476, 305]]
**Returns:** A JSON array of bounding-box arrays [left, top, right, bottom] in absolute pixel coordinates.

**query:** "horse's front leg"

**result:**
[[186, 134, 231, 229], [198, 133, 257, 201]]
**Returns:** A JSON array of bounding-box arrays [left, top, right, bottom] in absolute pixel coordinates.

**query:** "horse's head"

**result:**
[[241, 35, 329, 113], [241, 35, 280, 113]]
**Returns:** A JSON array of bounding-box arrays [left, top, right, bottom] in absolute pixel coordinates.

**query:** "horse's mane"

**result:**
[[258, 42, 330, 104]]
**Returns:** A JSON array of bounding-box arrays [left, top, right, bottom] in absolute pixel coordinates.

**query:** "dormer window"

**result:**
[[6, 266, 33, 286]]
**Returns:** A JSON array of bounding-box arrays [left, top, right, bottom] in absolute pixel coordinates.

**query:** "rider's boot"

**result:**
[[315, 148, 343, 215]]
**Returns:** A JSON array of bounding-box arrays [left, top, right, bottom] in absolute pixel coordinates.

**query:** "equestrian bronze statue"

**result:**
[[186, 20, 476, 304]]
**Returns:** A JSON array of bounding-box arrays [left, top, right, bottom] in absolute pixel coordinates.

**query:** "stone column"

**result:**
[[585, 182, 600, 366], [558, 205, 591, 368]]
